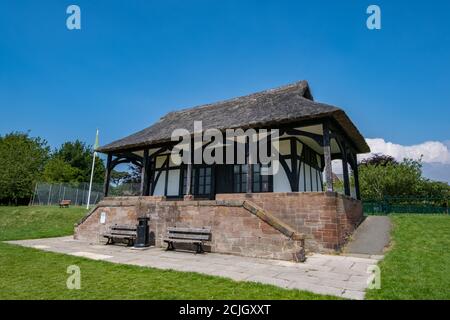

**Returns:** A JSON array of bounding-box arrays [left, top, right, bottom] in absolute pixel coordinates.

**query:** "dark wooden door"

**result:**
[[215, 164, 233, 194]]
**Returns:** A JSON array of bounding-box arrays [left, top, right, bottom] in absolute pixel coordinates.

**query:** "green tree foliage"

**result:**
[[42, 158, 83, 183], [0, 132, 50, 204], [360, 154, 397, 166], [359, 155, 450, 200], [45, 140, 105, 183], [110, 170, 130, 185], [419, 179, 450, 199]]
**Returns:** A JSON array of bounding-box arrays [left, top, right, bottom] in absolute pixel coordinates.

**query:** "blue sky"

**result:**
[[1, 1, 449, 181]]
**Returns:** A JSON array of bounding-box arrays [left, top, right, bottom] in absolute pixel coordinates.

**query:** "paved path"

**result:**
[[344, 216, 392, 257], [6, 237, 383, 300]]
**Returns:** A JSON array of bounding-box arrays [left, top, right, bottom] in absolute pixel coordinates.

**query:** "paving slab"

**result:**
[[5, 236, 381, 300]]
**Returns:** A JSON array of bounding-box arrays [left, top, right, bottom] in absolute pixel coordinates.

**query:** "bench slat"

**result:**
[[104, 234, 136, 239], [110, 231, 137, 236], [167, 233, 210, 240], [111, 225, 137, 231], [163, 238, 202, 244], [167, 227, 211, 234]]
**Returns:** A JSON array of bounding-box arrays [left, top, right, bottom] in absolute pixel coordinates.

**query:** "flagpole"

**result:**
[[86, 129, 99, 210]]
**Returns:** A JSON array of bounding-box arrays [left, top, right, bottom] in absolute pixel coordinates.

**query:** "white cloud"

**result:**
[[360, 138, 450, 164]]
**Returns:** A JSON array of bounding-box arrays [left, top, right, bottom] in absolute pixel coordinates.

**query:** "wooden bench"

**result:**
[[59, 200, 71, 208], [163, 227, 211, 254], [103, 224, 137, 246]]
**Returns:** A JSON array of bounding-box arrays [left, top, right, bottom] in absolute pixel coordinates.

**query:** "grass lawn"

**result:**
[[0, 206, 88, 240], [0, 206, 332, 300], [366, 214, 450, 300], [1, 206, 449, 299]]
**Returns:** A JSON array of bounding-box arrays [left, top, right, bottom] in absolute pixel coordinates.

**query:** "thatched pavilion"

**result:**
[[97, 80, 368, 199], [76, 81, 370, 260]]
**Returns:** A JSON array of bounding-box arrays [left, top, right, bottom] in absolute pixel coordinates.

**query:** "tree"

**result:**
[[0, 132, 50, 204], [358, 155, 450, 200], [359, 157, 423, 199], [418, 179, 450, 199], [124, 164, 141, 183], [360, 154, 397, 166], [110, 170, 130, 185], [52, 140, 105, 183], [42, 158, 83, 183]]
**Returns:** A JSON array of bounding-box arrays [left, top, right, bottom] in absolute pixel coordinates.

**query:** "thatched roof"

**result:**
[[98, 80, 370, 153]]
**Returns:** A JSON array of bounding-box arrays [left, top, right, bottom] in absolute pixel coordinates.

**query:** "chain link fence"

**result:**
[[30, 182, 143, 206], [30, 182, 104, 206]]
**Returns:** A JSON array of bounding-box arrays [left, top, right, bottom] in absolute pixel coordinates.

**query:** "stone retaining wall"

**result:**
[[74, 192, 363, 261], [216, 192, 363, 251]]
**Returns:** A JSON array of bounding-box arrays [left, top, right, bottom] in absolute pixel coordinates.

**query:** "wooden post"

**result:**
[[290, 138, 299, 192], [352, 153, 361, 200], [322, 121, 333, 192], [141, 149, 150, 196], [246, 141, 253, 193], [341, 141, 350, 196], [186, 164, 192, 195], [185, 138, 193, 197], [246, 163, 253, 193], [104, 153, 112, 197]]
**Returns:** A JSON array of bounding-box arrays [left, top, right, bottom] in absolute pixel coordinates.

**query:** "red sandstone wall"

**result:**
[[75, 197, 301, 261], [74, 202, 139, 243], [216, 192, 363, 251], [74, 192, 363, 260]]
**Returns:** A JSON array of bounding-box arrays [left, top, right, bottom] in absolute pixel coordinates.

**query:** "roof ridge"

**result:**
[[96, 80, 370, 154], [161, 80, 310, 118]]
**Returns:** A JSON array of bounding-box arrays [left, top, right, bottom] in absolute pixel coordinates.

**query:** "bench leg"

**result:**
[[195, 243, 204, 254], [166, 241, 175, 251]]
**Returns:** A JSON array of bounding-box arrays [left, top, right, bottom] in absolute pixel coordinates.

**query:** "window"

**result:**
[[197, 167, 212, 195], [232, 164, 272, 193], [183, 165, 212, 197], [233, 165, 247, 193], [253, 164, 271, 192]]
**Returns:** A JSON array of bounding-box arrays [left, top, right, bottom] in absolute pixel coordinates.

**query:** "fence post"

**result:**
[[58, 183, 62, 203], [29, 183, 37, 206], [75, 188, 79, 206], [47, 184, 52, 206], [82, 183, 86, 206]]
